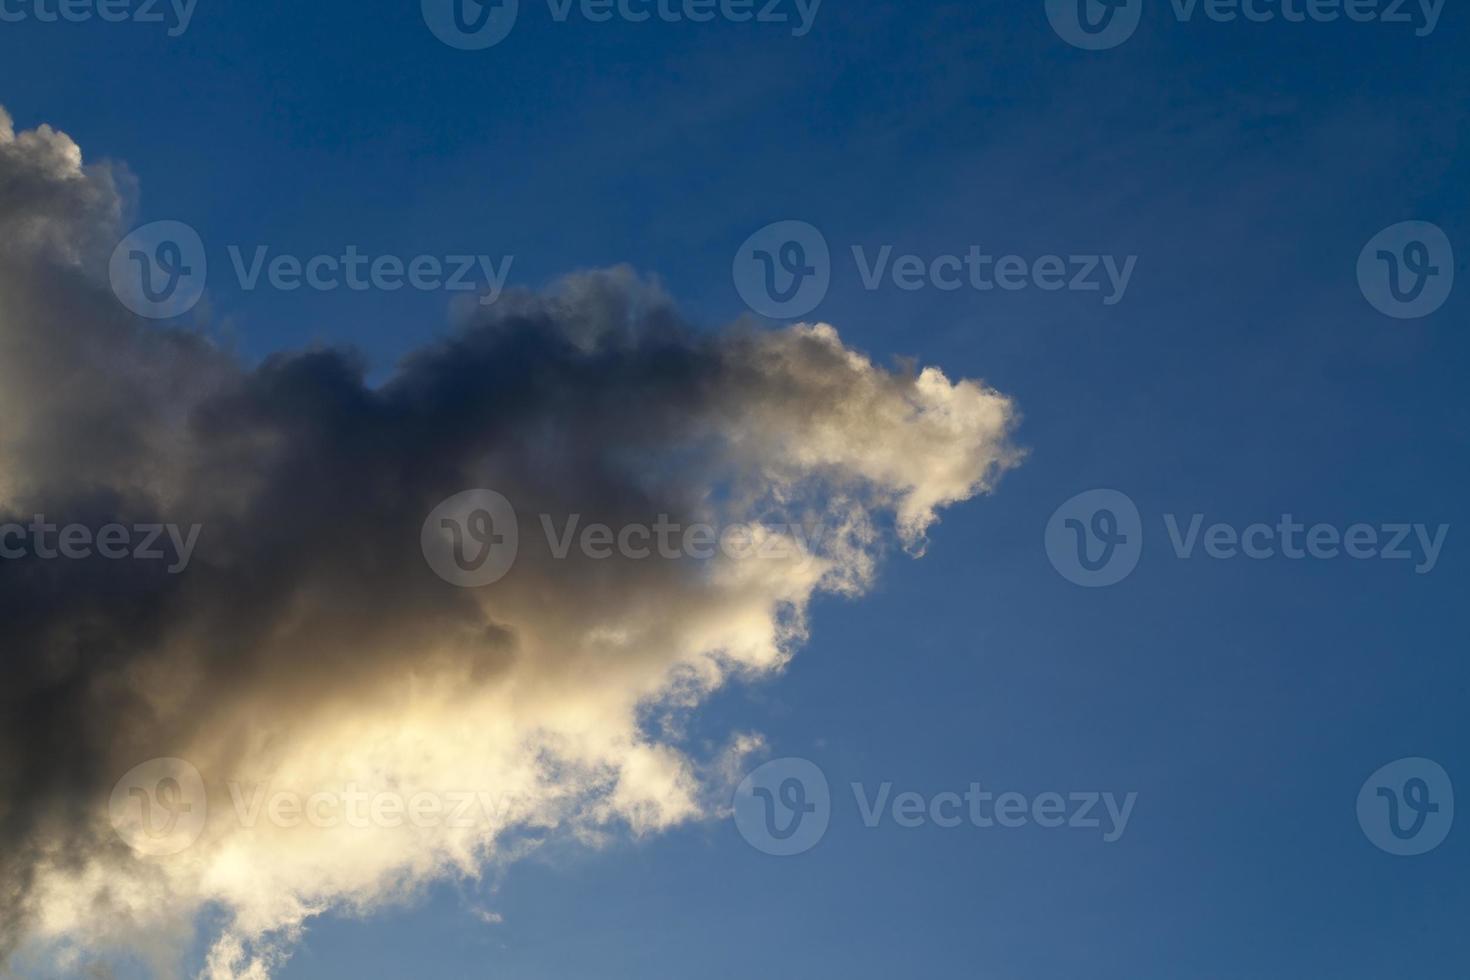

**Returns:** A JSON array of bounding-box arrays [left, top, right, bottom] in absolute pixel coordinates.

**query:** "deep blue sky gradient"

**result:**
[[3, 1, 1466, 976]]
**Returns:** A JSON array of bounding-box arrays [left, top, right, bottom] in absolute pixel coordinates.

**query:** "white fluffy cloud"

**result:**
[[0, 108, 1022, 978]]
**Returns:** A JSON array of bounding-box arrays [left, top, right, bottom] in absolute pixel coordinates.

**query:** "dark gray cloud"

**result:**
[[0, 109, 1021, 978]]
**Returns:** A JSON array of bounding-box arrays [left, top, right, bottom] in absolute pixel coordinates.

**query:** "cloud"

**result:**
[[0, 109, 1022, 978]]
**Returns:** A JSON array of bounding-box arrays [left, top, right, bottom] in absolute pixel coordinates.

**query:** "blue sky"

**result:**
[[2, 0, 1466, 977]]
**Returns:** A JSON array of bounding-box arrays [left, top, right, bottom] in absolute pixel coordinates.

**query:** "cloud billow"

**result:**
[[0, 107, 1022, 978]]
